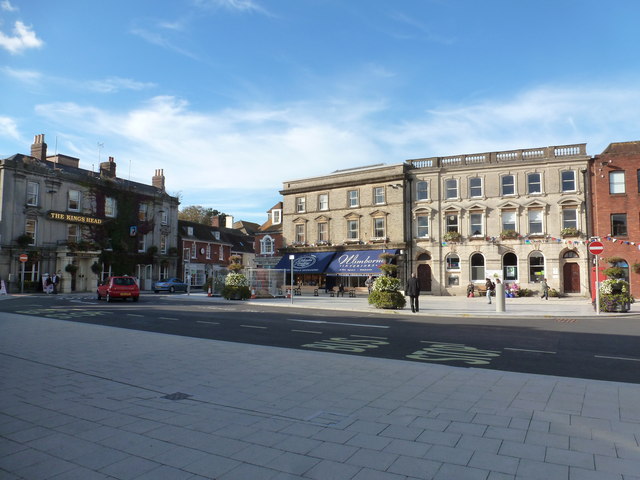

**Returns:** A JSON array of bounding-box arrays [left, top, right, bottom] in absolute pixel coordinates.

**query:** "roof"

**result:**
[[600, 141, 640, 155], [178, 220, 254, 254]]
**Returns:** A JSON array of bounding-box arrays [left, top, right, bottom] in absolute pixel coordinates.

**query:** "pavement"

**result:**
[[1, 292, 640, 479]]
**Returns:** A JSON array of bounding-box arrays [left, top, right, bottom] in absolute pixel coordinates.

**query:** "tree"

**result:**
[[178, 206, 226, 225]]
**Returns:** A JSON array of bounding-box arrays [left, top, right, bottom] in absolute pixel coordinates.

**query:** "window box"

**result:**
[[443, 231, 462, 242], [560, 227, 580, 238], [500, 230, 518, 240]]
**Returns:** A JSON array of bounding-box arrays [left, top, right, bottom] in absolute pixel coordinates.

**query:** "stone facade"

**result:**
[[406, 145, 591, 296]]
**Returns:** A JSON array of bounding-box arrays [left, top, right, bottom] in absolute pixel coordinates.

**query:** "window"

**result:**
[[347, 219, 359, 239], [318, 193, 329, 211], [260, 236, 274, 255], [161, 235, 167, 254], [501, 175, 515, 196], [138, 235, 146, 253], [272, 209, 281, 225], [470, 213, 483, 236], [446, 213, 459, 232], [348, 190, 359, 207], [611, 214, 627, 236], [469, 177, 482, 198], [105, 197, 117, 218], [160, 264, 169, 280], [416, 181, 428, 201], [373, 217, 385, 238], [471, 253, 485, 281], [562, 208, 578, 230], [446, 253, 460, 270], [68, 190, 81, 211], [503, 252, 518, 281], [161, 210, 168, 225], [501, 211, 517, 232], [138, 203, 148, 221], [637, 169, 640, 192], [373, 187, 385, 205], [610, 259, 629, 282], [609, 171, 625, 194], [444, 179, 458, 199], [219, 246, 224, 260], [527, 173, 542, 194], [528, 209, 543, 235], [416, 215, 429, 238], [561, 170, 576, 192], [317, 222, 328, 242], [191, 243, 196, 258], [295, 224, 305, 243], [27, 181, 39, 206], [67, 224, 80, 243], [213, 231, 220, 240], [529, 252, 545, 283], [295, 197, 306, 213], [25, 219, 37, 245]]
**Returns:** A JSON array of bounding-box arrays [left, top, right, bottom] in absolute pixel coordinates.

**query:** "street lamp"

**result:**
[[289, 254, 295, 305]]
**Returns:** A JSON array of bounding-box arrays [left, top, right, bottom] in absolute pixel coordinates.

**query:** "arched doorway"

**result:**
[[417, 264, 432, 292], [503, 252, 518, 281], [562, 251, 581, 293]]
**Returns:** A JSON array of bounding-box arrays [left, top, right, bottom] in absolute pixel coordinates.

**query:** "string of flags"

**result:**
[[603, 236, 640, 251], [441, 235, 640, 250]]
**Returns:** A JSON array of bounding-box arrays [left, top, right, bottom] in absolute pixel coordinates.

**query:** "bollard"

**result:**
[[496, 282, 505, 313]]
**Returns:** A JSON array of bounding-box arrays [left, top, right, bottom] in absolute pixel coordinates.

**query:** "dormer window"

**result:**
[[272, 209, 282, 225], [187, 226, 193, 236]]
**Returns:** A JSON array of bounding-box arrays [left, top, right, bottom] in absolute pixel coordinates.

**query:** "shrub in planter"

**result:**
[[599, 278, 634, 312], [368, 275, 406, 309], [222, 272, 250, 300], [516, 288, 534, 297]]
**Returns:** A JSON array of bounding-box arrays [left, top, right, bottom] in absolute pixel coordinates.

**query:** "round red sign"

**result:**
[[19, 253, 28, 262], [588, 241, 604, 255]]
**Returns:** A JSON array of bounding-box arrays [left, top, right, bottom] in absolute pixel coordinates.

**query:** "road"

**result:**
[[2, 294, 640, 384]]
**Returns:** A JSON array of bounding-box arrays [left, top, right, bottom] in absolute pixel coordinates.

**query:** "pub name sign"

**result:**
[[48, 211, 105, 225]]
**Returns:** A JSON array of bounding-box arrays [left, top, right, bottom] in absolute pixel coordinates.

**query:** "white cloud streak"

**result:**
[[87, 77, 156, 93], [1, 0, 17, 12], [0, 20, 43, 54]]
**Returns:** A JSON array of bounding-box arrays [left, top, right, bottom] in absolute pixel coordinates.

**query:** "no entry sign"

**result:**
[[588, 241, 604, 255], [19, 253, 28, 263]]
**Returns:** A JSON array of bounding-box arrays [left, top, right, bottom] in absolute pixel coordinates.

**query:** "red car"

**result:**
[[97, 276, 140, 302]]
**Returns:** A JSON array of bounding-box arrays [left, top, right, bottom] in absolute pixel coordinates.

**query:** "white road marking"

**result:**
[[197, 321, 220, 325], [291, 329, 322, 334], [504, 347, 556, 354], [159, 317, 179, 321], [351, 335, 388, 340], [126, 314, 144, 317], [595, 355, 640, 362], [240, 325, 267, 329], [289, 319, 388, 329]]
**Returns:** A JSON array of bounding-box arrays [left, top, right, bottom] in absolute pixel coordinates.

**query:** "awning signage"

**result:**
[[326, 249, 399, 275], [274, 251, 336, 273]]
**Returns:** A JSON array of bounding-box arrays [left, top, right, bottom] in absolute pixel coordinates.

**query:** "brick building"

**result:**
[[589, 141, 640, 297]]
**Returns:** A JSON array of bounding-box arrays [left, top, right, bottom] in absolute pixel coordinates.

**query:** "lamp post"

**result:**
[[289, 254, 295, 304]]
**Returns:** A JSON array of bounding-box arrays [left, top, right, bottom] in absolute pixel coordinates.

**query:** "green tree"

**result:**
[[178, 206, 226, 225]]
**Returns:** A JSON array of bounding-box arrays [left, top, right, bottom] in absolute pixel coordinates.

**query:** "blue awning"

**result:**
[[325, 249, 400, 275], [274, 251, 337, 273]]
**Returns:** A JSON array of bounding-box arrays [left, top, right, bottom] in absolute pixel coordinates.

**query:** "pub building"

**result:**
[[0, 134, 180, 293]]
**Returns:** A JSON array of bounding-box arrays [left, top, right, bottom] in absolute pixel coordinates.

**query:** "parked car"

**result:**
[[97, 276, 140, 302], [152, 277, 189, 293]]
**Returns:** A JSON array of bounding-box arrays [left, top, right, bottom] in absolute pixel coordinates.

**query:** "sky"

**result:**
[[1, 0, 640, 225]]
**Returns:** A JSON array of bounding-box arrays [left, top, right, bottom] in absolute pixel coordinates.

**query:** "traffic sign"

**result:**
[[19, 253, 28, 263], [588, 241, 604, 255]]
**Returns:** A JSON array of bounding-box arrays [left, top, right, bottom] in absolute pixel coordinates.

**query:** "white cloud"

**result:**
[[0, 116, 22, 142], [1, 0, 17, 12], [193, 0, 270, 15], [87, 77, 156, 93], [0, 20, 43, 54], [1, 66, 42, 84]]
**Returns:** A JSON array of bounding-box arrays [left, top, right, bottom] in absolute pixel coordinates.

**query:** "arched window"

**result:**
[[417, 253, 431, 261], [529, 251, 544, 283], [563, 250, 579, 258], [446, 253, 460, 271], [611, 259, 630, 282], [260, 236, 274, 255], [503, 252, 518, 281], [470, 253, 485, 281]]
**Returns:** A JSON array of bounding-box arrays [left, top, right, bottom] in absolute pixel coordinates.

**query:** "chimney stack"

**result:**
[[99, 156, 117, 178], [152, 169, 165, 192], [225, 215, 234, 228], [30, 134, 47, 162], [211, 215, 220, 228]]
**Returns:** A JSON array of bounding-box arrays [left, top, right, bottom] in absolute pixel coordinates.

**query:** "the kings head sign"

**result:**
[[47, 211, 105, 225]]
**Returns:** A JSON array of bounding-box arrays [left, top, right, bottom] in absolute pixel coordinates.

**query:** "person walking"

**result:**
[[365, 275, 374, 294], [406, 272, 421, 313], [540, 278, 549, 300], [51, 272, 60, 294], [485, 278, 495, 304]]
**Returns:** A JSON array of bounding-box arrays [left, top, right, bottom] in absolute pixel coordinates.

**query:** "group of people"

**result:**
[[44, 272, 60, 294]]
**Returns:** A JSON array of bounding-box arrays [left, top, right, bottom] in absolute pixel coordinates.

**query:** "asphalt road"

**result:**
[[2, 294, 640, 384]]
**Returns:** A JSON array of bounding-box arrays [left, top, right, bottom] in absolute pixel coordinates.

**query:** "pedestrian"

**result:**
[[365, 275, 373, 294], [51, 272, 60, 294], [44, 274, 52, 294], [406, 272, 421, 313], [337, 282, 345, 297], [466, 282, 475, 298], [485, 278, 495, 304], [540, 278, 549, 300]]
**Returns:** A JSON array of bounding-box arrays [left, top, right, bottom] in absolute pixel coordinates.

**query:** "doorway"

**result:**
[[417, 264, 432, 292], [563, 262, 580, 293]]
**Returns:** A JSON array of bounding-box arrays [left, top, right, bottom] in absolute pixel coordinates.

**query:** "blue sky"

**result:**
[[2, 0, 640, 224]]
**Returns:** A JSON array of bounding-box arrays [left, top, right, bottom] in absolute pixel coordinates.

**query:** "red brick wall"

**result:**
[[590, 152, 640, 297]]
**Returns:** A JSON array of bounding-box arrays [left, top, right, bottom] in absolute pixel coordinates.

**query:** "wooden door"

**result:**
[[563, 263, 580, 293], [417, 264, 431, 292]]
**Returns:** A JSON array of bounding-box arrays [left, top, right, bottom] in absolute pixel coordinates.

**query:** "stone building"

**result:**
[[589, 141, 640, 297], [406, 144, 591, 296], [278, 164, 407, 289], [0, 134, 180, 293]]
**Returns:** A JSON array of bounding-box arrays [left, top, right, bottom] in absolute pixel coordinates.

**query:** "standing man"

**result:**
[[51, 271, 60, 294], [406, 272, 421, 313], [540, 278, 549, 300]]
